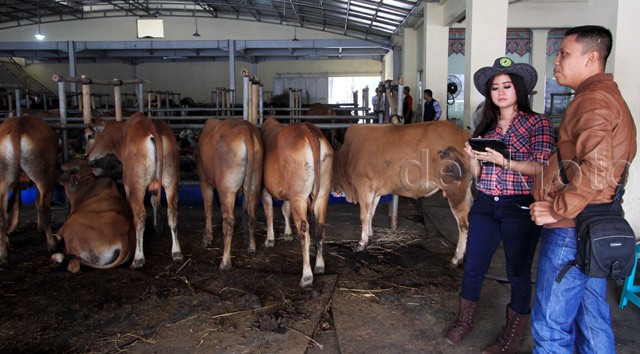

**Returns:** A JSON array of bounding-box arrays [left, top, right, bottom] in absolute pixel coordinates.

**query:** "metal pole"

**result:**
[[137, 83, 144, 112], [14, 89, 22, 117], [57, 81, 69, 162], [259, 85, 264, 125], [243, 76, 249, 121]]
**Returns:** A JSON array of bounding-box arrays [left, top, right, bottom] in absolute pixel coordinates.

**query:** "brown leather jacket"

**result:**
[[534, 73, 637, 228]]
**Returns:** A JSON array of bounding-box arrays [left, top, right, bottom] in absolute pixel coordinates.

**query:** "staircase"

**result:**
[[0, 57, 55, 96]]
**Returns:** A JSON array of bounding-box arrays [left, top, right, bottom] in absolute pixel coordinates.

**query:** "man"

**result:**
[[529, 25, 636, 353], [423, 89, 442, 121], [402, 86, 413, 124]]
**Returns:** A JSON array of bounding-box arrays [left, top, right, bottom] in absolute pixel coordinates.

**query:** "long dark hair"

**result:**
[[472, 73, 536, 137]]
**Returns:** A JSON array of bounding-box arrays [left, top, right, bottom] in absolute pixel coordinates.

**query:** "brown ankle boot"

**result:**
[[444, 298, 478, 345], [482, 305, 529, 354]]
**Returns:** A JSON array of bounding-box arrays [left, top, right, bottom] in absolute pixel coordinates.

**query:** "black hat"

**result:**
[[473, 57, 538, 97]]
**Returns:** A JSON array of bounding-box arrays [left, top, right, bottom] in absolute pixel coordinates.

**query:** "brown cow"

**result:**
[[85, 112, 182, 268], [0, 115, 59, 264], [261, 117, 333, 288], [52, 160, 135, 273], [332, 120, 473, 266], [196, 118, 263, 270]]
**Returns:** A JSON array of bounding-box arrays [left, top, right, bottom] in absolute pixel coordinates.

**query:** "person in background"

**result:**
[[402, 86, 413, 124], [529, 25, 637, 354], [423, 89, 442, 121], [444, 57, 554, 354]]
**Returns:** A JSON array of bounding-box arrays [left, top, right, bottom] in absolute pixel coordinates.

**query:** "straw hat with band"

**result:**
[[473, 57, 538, 97]]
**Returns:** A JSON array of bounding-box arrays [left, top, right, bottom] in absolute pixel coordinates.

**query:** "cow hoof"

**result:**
[[265, 239, 275, 248], [68, 259, 81, 273], [51, 253, 64, 263], [130, 259, 145, 269], [219, 263, 231, 271], [247, 247, 256, 254], [172, 252, 183, 262], [314, 265, 325, 274], [300, 276, 314, 288], [202, 238, 212, 248], [355, 244, 366, 252], [283, 234, 294, 241], [446, 260, 462, 269]]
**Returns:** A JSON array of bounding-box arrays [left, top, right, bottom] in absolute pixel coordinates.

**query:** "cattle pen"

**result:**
[[3, 77, 640, 353]]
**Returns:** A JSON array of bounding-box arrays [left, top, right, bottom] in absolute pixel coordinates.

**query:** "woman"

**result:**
[[444, 57, 555, 354]]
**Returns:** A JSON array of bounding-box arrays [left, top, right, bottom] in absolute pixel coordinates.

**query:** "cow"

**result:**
[[85, 112, 182, 268], [332, 120, 473, 266], [0, 115, 59, 264], [261, 117, 333, 288], [306, 103, 351, 150], [51, 160, 135, 273], [196, 118, 263, 270]]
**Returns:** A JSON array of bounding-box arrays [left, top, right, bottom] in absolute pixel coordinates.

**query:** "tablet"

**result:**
[[468, 138, 511, 159]]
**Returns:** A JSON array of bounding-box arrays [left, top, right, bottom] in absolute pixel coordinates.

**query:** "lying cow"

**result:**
[[85, 112, 182, 268], [261, 118, 333, 288], [52, 160, 135, 272], [196, 118, 263, 270], [0, 115, 58, 264], [332, 120, 473, 266]]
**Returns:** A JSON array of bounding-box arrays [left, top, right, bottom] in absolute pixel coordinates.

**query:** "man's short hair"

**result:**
[[424, 89, 433, 96], [404, 86, 410, 92], [565, 25, 613, 65]]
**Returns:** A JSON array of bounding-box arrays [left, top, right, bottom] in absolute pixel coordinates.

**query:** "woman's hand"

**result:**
[[474, 147, 509, 167], [464, 142, 481, 177], [464, 142, 477, 159]]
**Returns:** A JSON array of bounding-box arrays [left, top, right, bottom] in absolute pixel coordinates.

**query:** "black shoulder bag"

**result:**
[[555, 150, 636, 285]]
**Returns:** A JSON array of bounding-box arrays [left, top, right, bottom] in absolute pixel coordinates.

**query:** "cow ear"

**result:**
[[92, 167, 104, 177], [70, 176, 79, 192], [90, 124, 105, 132]]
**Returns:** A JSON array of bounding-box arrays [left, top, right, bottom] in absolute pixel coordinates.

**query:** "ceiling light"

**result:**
[[192, 5, 200, 37], [34, 1, 45, 40]]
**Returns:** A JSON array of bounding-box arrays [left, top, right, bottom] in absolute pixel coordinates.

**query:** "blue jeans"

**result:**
[[460, 191, 540, 314], [531, 227, 615, 354]]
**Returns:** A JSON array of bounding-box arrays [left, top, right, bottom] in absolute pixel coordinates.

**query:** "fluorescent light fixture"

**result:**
[[34, 32, 45, 40], [137, 18, 164, 39]]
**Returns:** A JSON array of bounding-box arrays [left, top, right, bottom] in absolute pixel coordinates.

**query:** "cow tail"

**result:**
[[149, 126, 164, 205], [240, 125, 256, 207], [304, 124, 322, 212], [9, 123, 21, 182]]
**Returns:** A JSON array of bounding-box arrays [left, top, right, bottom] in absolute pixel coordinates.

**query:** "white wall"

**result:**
[[1, 17, 383, 104]]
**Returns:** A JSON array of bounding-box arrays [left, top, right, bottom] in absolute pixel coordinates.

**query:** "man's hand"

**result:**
[[530, 200, 563, 226]]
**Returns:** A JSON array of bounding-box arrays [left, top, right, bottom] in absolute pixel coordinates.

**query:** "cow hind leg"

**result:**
[[282, 201, 293, 241], [313, 195, 330, 275], [164, 184, 182, 262], [262, 190, 276, 248], [7, 187, 20, 234], [219, 191, 236, 271], [0, 189, 9, 264], [290, 198, 313, 288], [34, 183, 55, 253], [150, 194, 164, 236], [356, 193, 381, 252], [129, 193, 147, 269], [242, 193, 257, 254], [200, 183, 215, 247], [444, 184, 472, 267]]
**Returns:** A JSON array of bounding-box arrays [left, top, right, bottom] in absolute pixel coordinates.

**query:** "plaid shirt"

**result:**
[[477, 112, 555, 196]]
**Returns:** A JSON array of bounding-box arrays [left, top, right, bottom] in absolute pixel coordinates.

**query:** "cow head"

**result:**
[[59, 160, 97, 202], [84, 118, 108, 161]]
